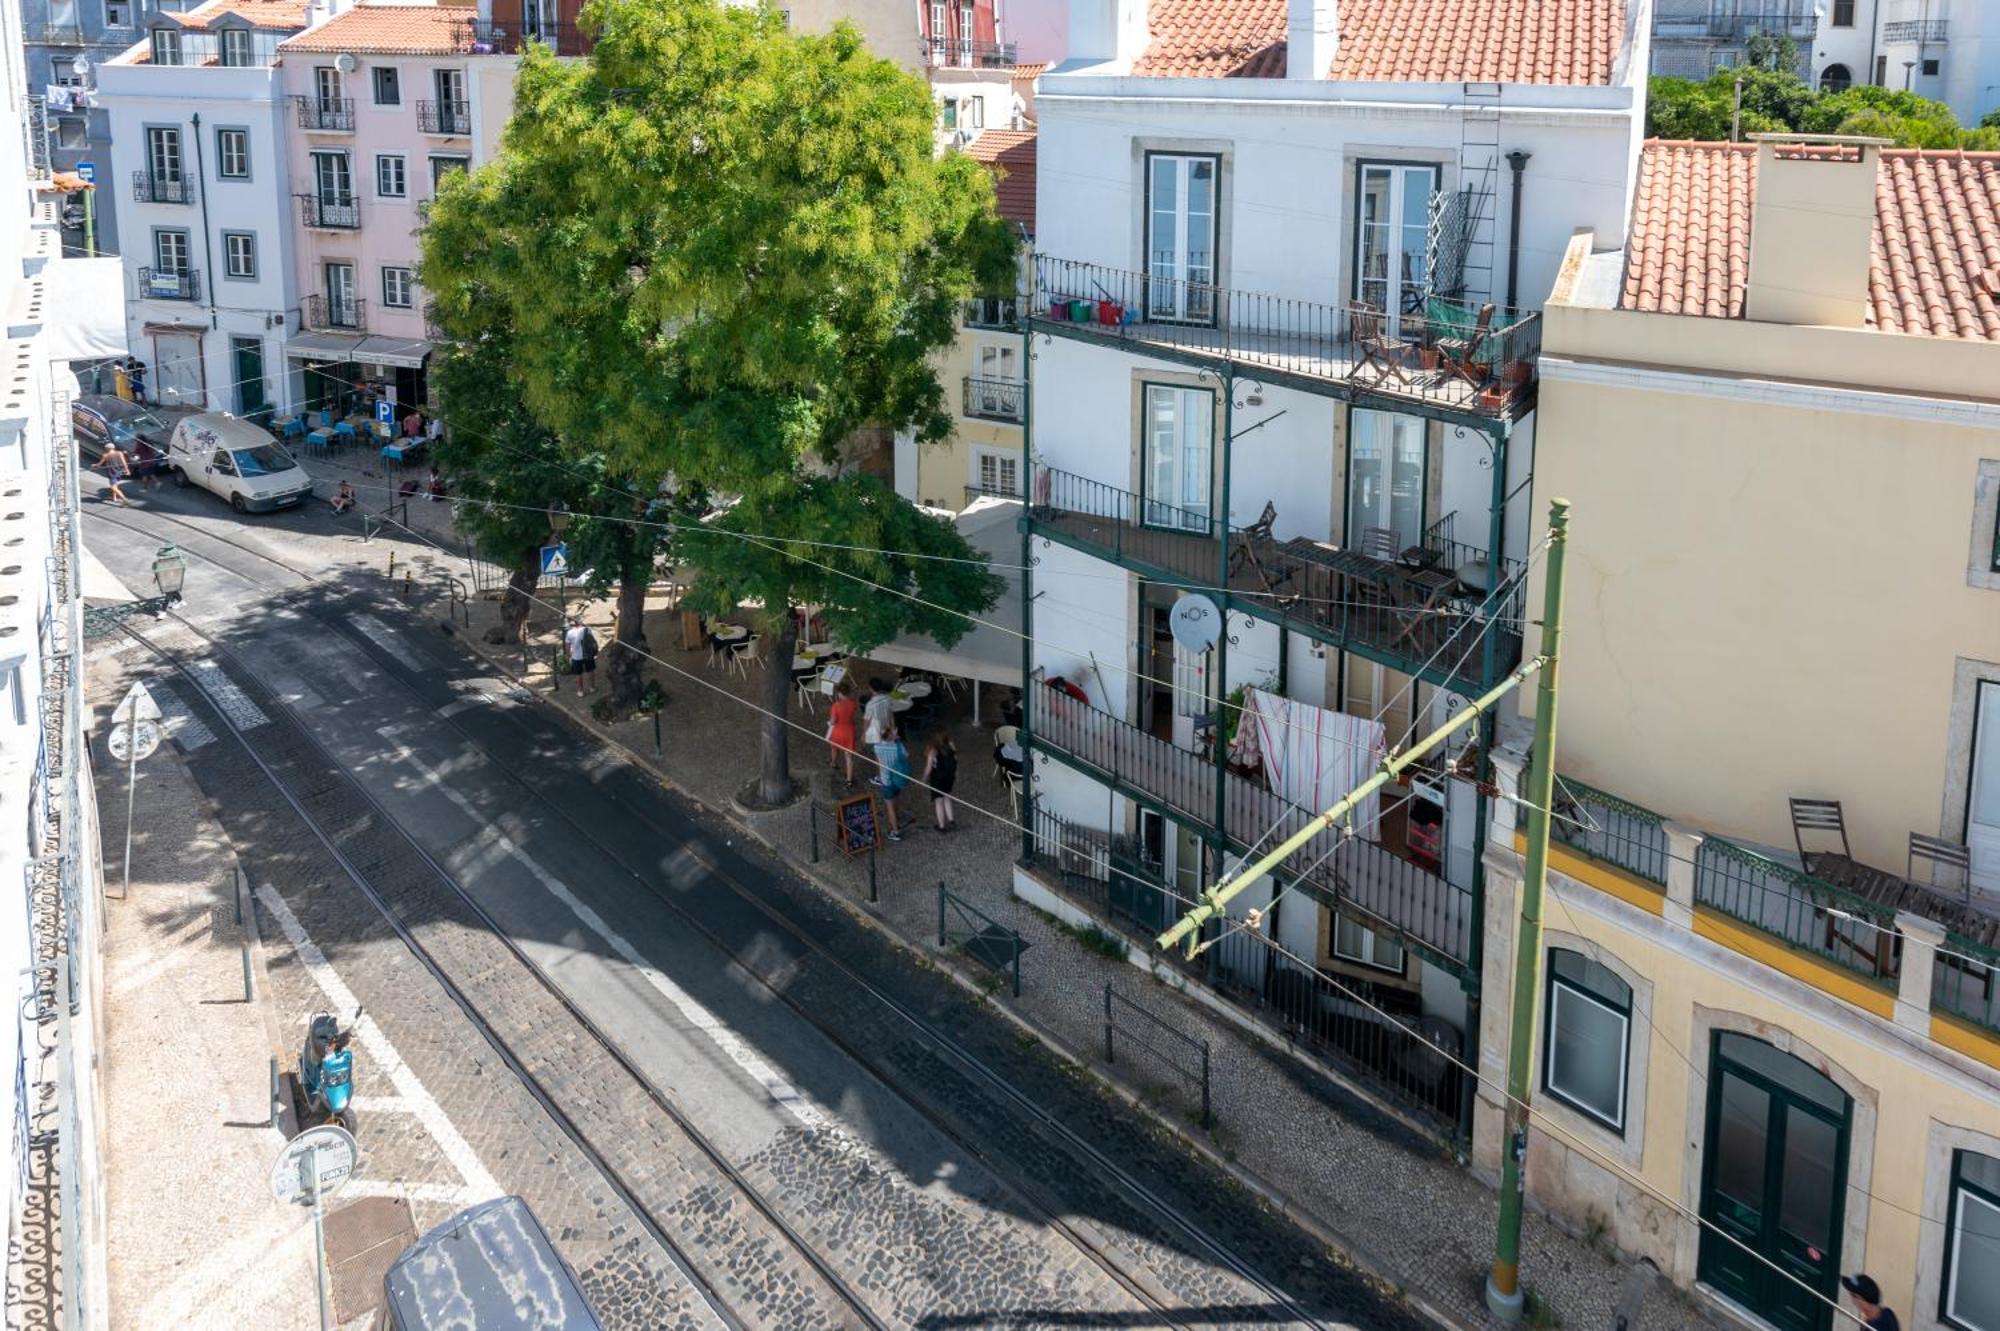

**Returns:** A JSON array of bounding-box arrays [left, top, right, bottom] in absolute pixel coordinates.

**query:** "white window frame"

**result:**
[[1141, 382, 1213, 531], [375, 153, 406, 198], [218, 27, 251, 65], [970, 447, 1020, 498], [1331, 914, 1406, 975], [1947, 1152, 2000, 1331], [381, 266, 413, 308], [150, 28, 181, 65], [1354, 161, 1440, 336], [1145, 152, 1218, 324], [221, 230, 256, 279], [216, 127, 248, 179]]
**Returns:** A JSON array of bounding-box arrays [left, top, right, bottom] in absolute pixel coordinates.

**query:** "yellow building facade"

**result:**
[[1476, 136, 2000, 1331]]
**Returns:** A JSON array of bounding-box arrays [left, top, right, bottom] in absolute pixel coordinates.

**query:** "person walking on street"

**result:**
[[1841, 1275, 1899, 1331], [864, 675, 897, 784], [879, 735, 912, 842], [99, 442, 131, 506], [563, 618, 599, 696], [826, 679, 862, 787], [132, 438, 162, 490], [127, 358, 147, 405], [922, 733, 957, 832]]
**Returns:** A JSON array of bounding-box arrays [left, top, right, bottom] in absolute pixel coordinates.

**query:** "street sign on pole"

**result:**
[[108, 719, 161, 763], [272, 1125, 358, 1331], [108, 683, 164, 901], [375, 399, 394, 426], [112, 681, 162, 725], [539, 543, 568, 578], [74, 160, 94, 183]]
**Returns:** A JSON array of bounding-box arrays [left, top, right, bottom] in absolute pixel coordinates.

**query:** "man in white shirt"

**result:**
[[563, 618, 598, 696]]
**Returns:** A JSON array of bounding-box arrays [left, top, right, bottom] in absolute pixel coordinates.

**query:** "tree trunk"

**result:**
[[605, 570, 650, 713], [485, 558, 538, 644], [757, 610, 800, 805]]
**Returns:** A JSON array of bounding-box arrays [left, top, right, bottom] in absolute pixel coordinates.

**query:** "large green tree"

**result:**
[[421, 0, 1013, 797], [1647, 66, 2000, 148]]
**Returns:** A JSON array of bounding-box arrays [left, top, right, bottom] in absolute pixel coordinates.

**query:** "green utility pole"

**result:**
[[82, 186, 95, 258], [1485, 496, 1571, 1322]]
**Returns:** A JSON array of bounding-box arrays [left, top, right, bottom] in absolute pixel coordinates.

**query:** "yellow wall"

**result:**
[[1530, 299, 2000, 869], [915, 322, 1024, 511]]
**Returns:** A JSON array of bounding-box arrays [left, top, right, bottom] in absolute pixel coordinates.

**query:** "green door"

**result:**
[[1698, 1033, 1851, 1331], [231, 337, 268, 421]]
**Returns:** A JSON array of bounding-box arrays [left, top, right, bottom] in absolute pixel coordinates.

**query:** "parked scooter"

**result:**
[[298, 1008, 360, 1135]]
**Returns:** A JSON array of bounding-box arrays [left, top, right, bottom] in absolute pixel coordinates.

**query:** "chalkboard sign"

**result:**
[[835, 794, 881, 857]]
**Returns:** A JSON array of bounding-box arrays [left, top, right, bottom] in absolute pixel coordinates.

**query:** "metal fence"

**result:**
[[1693, 836, 1899, 981], [1934, 935, 2000, 1035], [1552, 775, 1671, 887], [1105, 985, 1211, 1128], [939, 885, 1023, 996]]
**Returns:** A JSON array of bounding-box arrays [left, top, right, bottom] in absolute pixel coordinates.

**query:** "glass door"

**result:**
[[1698, 1033, 1850, 1331], [1355, 163, 1438, 335], [1142, 384, 1213, 531], [146, 126, 181, 184], [313, 150, 351, 204], [434, 67, 467, 132], [1969, 681, 2000, 890], [1147, 154, 1217, 324], [1347, 409, 1425, 555], [315, 65, 343, 112], [324, 262, 357, 326]]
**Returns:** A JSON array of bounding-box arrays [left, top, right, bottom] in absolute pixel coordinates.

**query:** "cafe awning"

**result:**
[[284, 332, 432, 370], [861, 497, 1023, 689]]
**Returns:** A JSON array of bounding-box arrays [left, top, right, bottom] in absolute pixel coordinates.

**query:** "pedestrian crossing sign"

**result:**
[[540, 543, 568, 577]]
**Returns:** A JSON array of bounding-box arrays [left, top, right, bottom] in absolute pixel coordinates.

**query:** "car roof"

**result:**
[[76, 395, 167, 427], [177, 412, 282, 452], [383, 1197, 604, 1331]]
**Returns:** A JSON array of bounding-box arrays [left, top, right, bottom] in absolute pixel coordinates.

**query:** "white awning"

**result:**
[[284, 333, 431, 369], [41, 257, 128, 361], [859, 497, 1023, 688], [283, 330, 364, 361]]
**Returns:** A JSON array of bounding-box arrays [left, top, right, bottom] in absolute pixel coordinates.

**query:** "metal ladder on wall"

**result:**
[[1456, 81, 1503, 307]]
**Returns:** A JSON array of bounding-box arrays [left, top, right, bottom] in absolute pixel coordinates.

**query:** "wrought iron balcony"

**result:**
[[297, 194, 359, 230], [1654, 9, 1818, 37], [1033, 255, 1539, 421], [136, 266, 200, 301], [132, 170, 194, 204], [416, 99, 471, 135], [926, 36, 1018, 67], [294, 96, 355, 132], [302, 293, 365, 331], [1881, 17, 1947, 40], [465, 18, 589, 55], [1027, 464, 1526, 693], [23, 21, 84, 44], [26, 96, 49, 179], [962, 375, 1023, 422], [1027, 683, 1474, 967]]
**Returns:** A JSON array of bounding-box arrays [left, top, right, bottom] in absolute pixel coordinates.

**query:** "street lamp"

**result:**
[[69, 55, 96, 258], [546, 501, 571, 539], [151, 544, 187, 605]]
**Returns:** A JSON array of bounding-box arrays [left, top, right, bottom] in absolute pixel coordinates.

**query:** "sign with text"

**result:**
[[834, 793, 880, 857]]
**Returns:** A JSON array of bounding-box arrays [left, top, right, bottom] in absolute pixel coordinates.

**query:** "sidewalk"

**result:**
[[87, 641, 358, 1330], [450, 585, 1728, 1331]]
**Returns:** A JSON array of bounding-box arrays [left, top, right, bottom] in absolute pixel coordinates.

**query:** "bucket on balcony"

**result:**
[[1068, 299, 1094, 323], [1095, 299, 1124, 325]]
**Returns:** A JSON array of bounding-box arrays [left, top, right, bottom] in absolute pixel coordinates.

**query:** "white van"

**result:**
[[166, 412, 314, 514]]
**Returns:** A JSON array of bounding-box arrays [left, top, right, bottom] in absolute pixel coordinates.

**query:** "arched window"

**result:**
[[1946, 1150, 2000, 1331], [1820, 63, 1853, 91], [1543, 948, 1632, 1131]]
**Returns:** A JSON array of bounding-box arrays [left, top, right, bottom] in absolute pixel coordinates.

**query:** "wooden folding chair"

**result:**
[[1350, 302, 1411, 385], [1437, 303, 1496, 388], [1227, 501, 1293, 595], [1789, 797, 1852, 869], [1910, 832, 1973, 894]]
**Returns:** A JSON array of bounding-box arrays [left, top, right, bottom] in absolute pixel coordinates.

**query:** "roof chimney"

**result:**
[[1068, 0, 1149, 68], [1287, 0, 1336, 78], [1744, 134, 1885, 328]]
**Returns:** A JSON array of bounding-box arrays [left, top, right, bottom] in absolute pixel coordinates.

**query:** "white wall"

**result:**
[[1029, 533, 1132, 714]]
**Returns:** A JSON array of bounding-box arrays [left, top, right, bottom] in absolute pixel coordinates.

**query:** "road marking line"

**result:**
[[189, 659, 269, 730], [255, 883, 502, 1201], [351, 612, 406, 659], [150, 682, 217, 750], [378, 729, 829, 1132], [347, 1095, 412, 1113]]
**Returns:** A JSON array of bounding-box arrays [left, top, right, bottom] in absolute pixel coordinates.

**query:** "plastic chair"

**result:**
[[794, 663, 823, 712], [727, 633, 760, 678]]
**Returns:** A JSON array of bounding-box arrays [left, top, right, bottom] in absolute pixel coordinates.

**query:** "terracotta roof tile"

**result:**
[[1130, 0, 1625, 83], [280, 3, 479, 52], [1012, 62, 1048, 80], [1621, 139, 2000, 341], [964, 128, 1035, 231], [167, 0, 310, 30]]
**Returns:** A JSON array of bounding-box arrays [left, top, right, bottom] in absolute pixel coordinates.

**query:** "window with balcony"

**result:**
[[1145, 153, 1218, 324], [1142, 383, 1213, 530], [1347, 409, 1425, 553], [315, 66, 343, 111], [373, 66, 399, 105], [144, 125, 182, 189], [1946, 1150, 2000, 1331], [376, 153, 406, 198], [218, 27, 252, 66], [1543, 948, 1631, 1131], [324, 261, 359, 326], [973, 449, 1019, 498], [152, 228, 188, 274], [382, 266, 413, 308], [222, 230, 256, 279], [1355, 162, 1438, 329], [1332, 915, 1406, 975], [150, 28, 181, 64], [217, 127, 248, 179]]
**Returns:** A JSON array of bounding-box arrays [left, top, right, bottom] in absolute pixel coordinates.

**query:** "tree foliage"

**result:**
[[1646, 67, 2000, 148]]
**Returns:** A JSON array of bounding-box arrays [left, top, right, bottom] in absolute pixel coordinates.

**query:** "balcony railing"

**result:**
[[1693, 837, 1902, 981], [294, 96, 355, 132], [1033, 255, 1541, 421], [416, 99, 471, 135], [1028, 681, 1475, 966], [1654, 9, 1818, 37], [297, 194, 360, 230], [962, 375, 1023, 422], [136, 266, 200, 302], [1881, 17, 1947, 40], [1028, 464, 1528, 693], [132, 170, 194, 204], [302, 293, 366, 331], [926, 36, 1018, 67], [466, 18, 589, 55], [1552, 775, 1671, 886], [23, 21, 84, 44], [26, 96, 49, 179], [963, 295, 1020, 329]]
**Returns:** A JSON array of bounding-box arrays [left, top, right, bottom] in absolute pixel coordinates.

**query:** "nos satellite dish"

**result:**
[[1168, 594, 1221, 653], [333, 51, 357, 73]]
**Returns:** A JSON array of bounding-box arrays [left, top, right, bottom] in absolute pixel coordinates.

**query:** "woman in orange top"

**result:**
[[826, 679, 862, 787]]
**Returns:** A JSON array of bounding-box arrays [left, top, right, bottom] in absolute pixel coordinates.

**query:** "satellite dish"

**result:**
[[1169, 594, 1221, 653], [333, 51, 356, 73]]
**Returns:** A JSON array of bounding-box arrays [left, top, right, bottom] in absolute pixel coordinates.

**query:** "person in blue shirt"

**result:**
[[879, 737, 912, 842]]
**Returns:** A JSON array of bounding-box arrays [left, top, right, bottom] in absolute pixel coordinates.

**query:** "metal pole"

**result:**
[[868, 842, 878, 903], [120, 723, 137, 900], [82, 184, 95, 258], [1485, 497, 1571, 1322], [308, 1154, 333, 1331]]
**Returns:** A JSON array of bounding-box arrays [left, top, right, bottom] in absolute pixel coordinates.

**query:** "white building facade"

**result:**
[[1012, 0, 1649, 1138]]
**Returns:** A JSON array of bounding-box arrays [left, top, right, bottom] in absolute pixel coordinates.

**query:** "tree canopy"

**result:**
[[1646, 68, 2000, 149]]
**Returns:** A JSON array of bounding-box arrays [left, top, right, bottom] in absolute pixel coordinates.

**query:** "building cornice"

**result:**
[[1539, 352, 2000, 430]]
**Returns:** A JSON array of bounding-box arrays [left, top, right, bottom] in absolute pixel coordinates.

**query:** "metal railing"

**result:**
[[301, 292, 366, 331], [963, 480, 1023, 505], [136, 266, 200, 301], [1881, 17, 1947, 40], [1028, 463, 1528, 692], [467, 18, 589, 54], [294, 96, 355, 132], [1105, 985, 1210, 1127], [1934, 934, 2000, 1035], [1032, 254, 1541, 420], [939, 885, 1023, 996], [131, 170, 193, 204], [23, 20, 85, 42], [27, 96, 50, 178], [297, 193, 360, 229], [1552, 775, 1671, 887], [1693, 836, 1900, 981], [926, 36, 1018, 66], [963, 296, 1020, 329], [416, 99, 471, 135], [962, 375, 1024, 422]]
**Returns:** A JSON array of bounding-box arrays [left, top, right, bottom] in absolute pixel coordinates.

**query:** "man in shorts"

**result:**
[[562, 618, 599, 696]]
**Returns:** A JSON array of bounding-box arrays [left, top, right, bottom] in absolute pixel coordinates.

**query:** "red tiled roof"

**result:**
[[1621, 140, 2000, 341], [965, 129, 1035, 231], [1012, 62, 1048, 81], [1129, 0, 1626, 83], [167, 0, 310, 30], [280, 3, 478, 52]]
